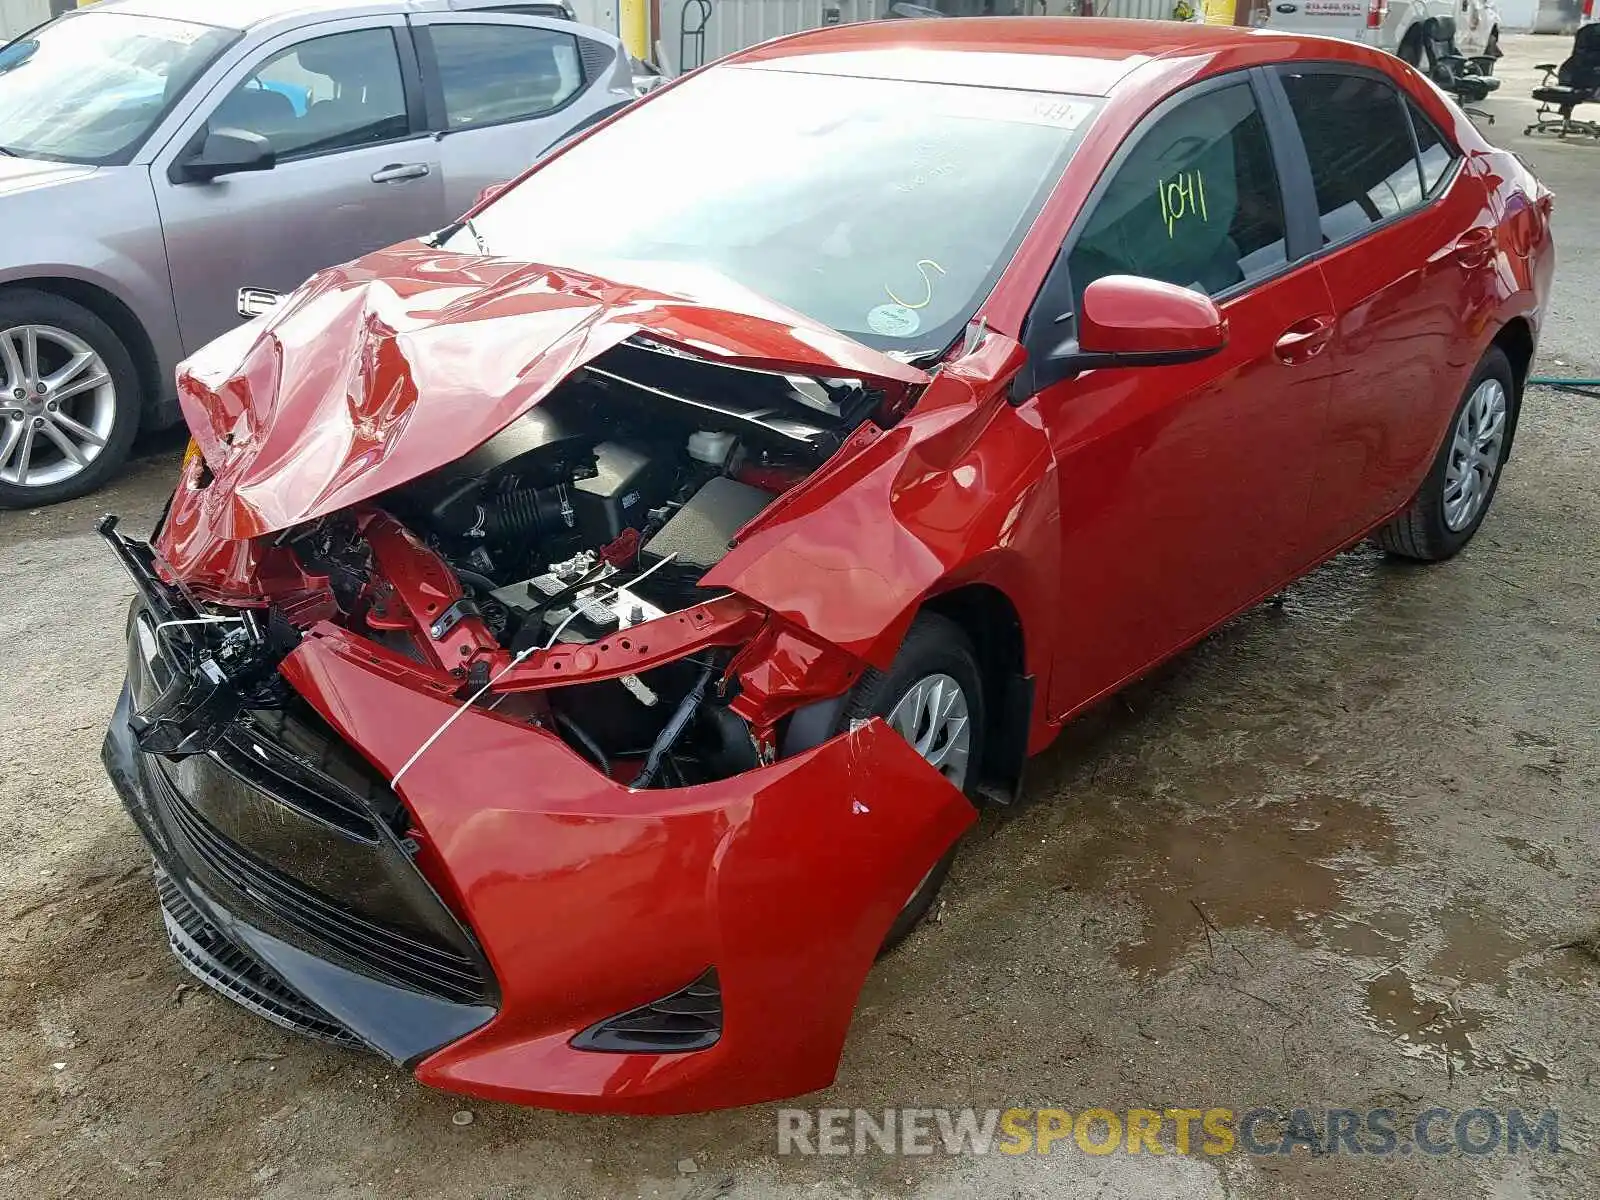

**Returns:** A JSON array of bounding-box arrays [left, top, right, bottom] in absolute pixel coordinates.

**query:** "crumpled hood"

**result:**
[[176, 241, 930, 540]]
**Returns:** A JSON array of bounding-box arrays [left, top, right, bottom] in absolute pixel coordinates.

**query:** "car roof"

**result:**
[[85, 0, 396, 30], [731, 16, 1349, 97]]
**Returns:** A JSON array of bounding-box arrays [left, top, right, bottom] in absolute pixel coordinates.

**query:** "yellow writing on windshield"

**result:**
[[885, 260, 947, 311], [1158, 171, 1208, 238]]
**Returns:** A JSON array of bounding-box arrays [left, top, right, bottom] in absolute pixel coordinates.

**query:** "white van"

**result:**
[[1252, 0, 1502, 69]]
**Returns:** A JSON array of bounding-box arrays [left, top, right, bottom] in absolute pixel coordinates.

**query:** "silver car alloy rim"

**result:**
[[885, 672, 972, 790], [1443, 377, 1508, 532], [0, 324, 116, 489]]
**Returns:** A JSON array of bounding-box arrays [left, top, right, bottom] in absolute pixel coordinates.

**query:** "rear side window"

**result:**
[[1068, 82, 1288, 302], [430, 23, 583, 130], [1277, 70, 1440, 246], [1408, 98, 1457, 195]]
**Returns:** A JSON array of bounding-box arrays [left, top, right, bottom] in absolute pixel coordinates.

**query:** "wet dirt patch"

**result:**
[[1363, 967, 1551, 1082], [1051, 791, 1398, 979], [1426, 902, 1541, 991]]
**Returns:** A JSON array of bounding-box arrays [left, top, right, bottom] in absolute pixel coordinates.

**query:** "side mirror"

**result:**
[[173, 127, 275, 183], [1042, 275, 1227, 384]]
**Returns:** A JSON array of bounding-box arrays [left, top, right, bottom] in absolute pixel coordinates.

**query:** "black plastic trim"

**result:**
[[105, 685, 497, 1065], [982, 673, 1034, 806], [571, 969, 722, 1053]]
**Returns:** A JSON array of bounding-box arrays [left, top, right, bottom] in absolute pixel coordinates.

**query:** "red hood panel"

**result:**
[[177, 243, 929, 539]]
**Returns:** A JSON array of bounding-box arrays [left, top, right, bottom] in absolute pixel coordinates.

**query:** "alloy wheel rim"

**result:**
[[885, 672, 972, 791], [0, 324, 116, 489], [1442, 377, 1508, 532]]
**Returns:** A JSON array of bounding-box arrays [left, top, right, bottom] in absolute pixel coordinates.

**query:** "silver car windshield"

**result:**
[[443, 65, 1101, 354], [0, 12, 238, 165]]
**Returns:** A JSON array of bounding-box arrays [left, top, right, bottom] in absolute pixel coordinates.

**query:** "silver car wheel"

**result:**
[[1442, 377, 1508, 532], [885, 672, 972, 790], [0, 324, 116, 490]]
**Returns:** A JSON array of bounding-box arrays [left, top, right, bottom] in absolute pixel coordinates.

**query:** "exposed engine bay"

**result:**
[[132, 337, 898, 789]]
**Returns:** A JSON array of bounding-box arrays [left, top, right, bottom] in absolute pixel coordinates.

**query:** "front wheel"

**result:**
[[1372, 346, 1514, 562], [834, 612, 985, 953], [0, 290, 141, 509]]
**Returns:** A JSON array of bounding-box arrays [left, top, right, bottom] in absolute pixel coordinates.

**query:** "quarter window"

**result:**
[[1408, 98, 1457, 196], [211, 28, 409, 159], [430, 24, 583, 130], [1277, 70, 1438, 246], [1068, 82, 1287, 303]]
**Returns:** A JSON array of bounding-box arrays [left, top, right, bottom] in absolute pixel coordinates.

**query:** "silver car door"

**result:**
[[150, 14, 445, 355], [410, 12, 634, 216]]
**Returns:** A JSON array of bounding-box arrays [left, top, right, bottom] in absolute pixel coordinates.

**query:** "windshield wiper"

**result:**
[[0, 146, 17, 157]]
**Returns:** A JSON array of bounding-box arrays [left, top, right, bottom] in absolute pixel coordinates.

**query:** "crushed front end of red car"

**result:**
[[98, 247, 979, 1112]]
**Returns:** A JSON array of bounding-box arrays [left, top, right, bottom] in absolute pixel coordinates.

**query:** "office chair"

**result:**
[[1526, 23, 1600, 140], [1422, 17, 1501, 124]]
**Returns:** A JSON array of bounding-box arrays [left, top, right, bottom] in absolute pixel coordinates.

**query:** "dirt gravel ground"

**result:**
[[1, 33, 1597, 1200]]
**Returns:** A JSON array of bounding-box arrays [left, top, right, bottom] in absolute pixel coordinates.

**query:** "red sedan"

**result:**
[[101, 18, 1552, 1112]]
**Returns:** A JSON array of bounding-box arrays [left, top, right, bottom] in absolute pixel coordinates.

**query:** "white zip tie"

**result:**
[[390, 554, 678, 787]]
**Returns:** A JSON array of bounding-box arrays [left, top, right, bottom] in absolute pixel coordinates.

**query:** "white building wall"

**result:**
[[1497, 0, 1536, 29], [0, 0, 53, 41]]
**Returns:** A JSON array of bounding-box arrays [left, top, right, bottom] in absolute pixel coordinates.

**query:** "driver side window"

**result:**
[[210, 28, 409, 160], [1067, 82, 1287, 307]]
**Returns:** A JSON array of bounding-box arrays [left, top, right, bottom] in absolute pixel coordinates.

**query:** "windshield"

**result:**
[[0, 12, 237, 164], [442, 65, 1100, 355]]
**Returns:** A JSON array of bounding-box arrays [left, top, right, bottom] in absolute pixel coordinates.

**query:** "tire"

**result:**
[[1398, 26, 1424, 67], [834, 612, 985, 953], [1372, 346, 1515, 562], [0, 289, 142, 509]]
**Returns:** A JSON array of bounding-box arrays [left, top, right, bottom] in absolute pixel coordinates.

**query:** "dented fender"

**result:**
[[705, 332, 1063, 708], [281, 631, 975, 1113]]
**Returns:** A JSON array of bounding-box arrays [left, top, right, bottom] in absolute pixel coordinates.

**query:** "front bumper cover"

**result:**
[[284, 629, 975, 1112], [102, 527, 975, 1113]]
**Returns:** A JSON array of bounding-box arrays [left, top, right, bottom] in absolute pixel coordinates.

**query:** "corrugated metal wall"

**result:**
[[0, 0, 53, 42]]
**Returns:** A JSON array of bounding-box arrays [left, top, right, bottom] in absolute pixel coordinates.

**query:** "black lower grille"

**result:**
[[156, 868, 363, 1048], [148, 765, 490, 1005], [571, 969, 723, 1053]]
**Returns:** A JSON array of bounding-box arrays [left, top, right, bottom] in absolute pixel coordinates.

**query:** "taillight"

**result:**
[[1366, 0, 1384, 28], [1584, 0, 1594, 19]]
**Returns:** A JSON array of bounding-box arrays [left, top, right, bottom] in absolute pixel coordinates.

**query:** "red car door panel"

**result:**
[[1023, 76, 1339, 720], [1274, 69, 1503, 555], [1035, 260, 1337, 719]]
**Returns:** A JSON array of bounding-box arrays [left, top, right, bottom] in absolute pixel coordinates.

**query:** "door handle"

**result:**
[[1273, 315, 1335, 365], [1453, 225, 1496, 267], [371, 162, 430, 183]]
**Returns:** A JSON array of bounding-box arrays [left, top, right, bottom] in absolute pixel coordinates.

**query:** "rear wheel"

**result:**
[[835, 613, 984, 953], [0, 290, 141, 509], [1372, 346, 1514, 562]]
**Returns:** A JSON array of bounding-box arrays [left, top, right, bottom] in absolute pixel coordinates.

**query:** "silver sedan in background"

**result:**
[[0, 0, 637, 507]]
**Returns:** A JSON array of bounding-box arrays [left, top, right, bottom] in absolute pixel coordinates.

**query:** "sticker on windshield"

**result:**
[[956, 91, 1097, 131], [144, 17, 211, 44], [867, 304, 921, 338]]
